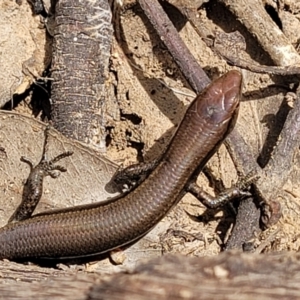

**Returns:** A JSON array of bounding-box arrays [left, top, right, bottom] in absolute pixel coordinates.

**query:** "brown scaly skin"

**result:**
[[0, 71, 242, 260]]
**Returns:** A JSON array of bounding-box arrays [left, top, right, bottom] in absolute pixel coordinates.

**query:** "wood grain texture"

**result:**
[[1, 252, 300, 299]]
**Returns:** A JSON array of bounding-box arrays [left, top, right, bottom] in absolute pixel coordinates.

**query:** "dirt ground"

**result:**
[[1, 0, 300, 292]]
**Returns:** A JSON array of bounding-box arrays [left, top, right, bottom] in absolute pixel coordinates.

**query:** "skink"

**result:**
[[0, 70, 242, 259]]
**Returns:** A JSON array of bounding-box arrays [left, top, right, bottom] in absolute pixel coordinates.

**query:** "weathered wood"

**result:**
[[89, 252, 300, 300], [0, 260, 100, 299], [51, 0, 113, 149], [1, 252, 300, 299]]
